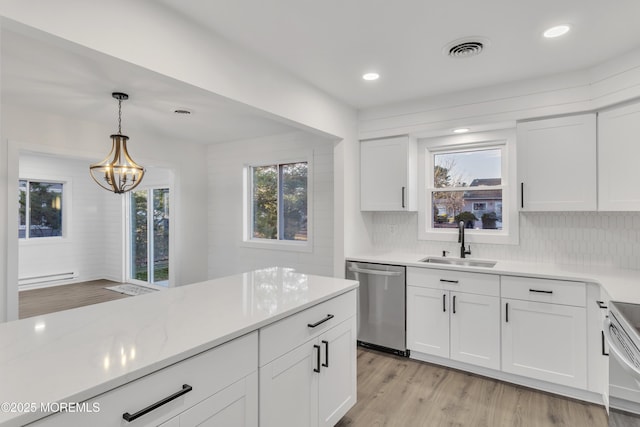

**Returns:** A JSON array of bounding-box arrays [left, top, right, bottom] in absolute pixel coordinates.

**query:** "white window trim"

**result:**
[[418, 129, 519, 245], [18, 175, 72, 244], [241, 150, 313, 253]]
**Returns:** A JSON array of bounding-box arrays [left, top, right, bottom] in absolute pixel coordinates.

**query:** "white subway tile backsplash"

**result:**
[[370, 211, 640, 270]]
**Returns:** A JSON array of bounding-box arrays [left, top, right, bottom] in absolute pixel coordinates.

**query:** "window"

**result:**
[[418, 129, 518, 244], [18, 179, 64, 239], [248, 161, 308, 244], [431, 148, 503, 230]]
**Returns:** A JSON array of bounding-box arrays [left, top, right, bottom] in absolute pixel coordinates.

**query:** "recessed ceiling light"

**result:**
[[453, 128, 470, 134], [362, 72, 380, 81], [543, 25, 570, 38]]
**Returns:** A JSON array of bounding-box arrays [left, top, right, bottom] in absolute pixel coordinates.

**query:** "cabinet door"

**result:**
[[450, 293, 500, 370], [360, 136, 413, 211], [517, 114, 596, 211], [599, 102, 640, 210], [407, 286, 449, 357], [179, 372, 258, 427], [502, 298, 587, 388], [318, 317, 357, 427], [260, 341, 318, 427]]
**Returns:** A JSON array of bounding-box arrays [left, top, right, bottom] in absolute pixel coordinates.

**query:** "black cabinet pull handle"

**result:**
[[443, 294, 446, 312], [308, 314, 334, 328], [313, 344, 321, 373], [596, 300, 608, 309], [601, 331, 609, 357], [505, 303, 509, 323], [123, 384, 192, 422], [453, 295, 457, 314], [401, 186, 406, 208], [521, 182, 524, 208], [529, 289, 553, 294], [322, 340, 329, 367], [440, 279, 459, 284]]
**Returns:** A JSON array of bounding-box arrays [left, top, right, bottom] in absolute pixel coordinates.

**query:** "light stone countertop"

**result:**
[[0, 267, 358, 427], [347, 252, 640, 303]]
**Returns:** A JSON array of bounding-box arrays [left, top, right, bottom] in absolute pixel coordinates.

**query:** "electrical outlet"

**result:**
[[388, 224, 397, 234]]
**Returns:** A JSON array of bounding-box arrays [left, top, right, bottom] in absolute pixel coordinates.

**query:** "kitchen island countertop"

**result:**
[[0, 267, 358, 427]]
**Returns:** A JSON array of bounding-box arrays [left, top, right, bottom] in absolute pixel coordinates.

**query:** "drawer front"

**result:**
[[501, 276, 586, 307], [259, 290, 356, 366], [407, 267, 499, 297], [29, 332, 257, 427]]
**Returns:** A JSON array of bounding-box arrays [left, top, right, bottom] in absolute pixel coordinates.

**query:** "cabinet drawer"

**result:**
[[259, 290, 356, 366], [29, 332, 257, 427], [407, 267, 499, 297], [501, 276, 586, 307]]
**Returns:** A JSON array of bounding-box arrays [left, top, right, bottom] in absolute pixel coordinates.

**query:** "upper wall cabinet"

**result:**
[[598, 102, 640, 211], [517, 114, 597, 211], [360, 135, 417, 211]]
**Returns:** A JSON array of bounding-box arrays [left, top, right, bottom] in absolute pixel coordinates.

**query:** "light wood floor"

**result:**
[[19, 279, 131, 319], [336, 348, 608, 427]]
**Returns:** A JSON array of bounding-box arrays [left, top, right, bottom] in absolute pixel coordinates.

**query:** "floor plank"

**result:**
[[336, 348, 608, 427], [19, 280, 131, 319]]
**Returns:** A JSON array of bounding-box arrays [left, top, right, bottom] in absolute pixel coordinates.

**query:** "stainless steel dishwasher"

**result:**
[[346, 261, 408, 356]]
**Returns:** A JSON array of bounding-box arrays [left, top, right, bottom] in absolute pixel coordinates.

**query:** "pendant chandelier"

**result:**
[[90, 92, 145, 194]]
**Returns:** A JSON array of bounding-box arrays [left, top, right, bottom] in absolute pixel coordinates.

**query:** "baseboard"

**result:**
[[18, 276, 115, 292], [410, 351, 604, 406]]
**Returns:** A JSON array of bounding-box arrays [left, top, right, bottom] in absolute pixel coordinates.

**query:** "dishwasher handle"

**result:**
[[603, 317, 640, 378], [347, 266, 402, 277]]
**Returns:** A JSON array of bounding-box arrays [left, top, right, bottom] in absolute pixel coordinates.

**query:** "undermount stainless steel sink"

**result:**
[[419, 257, 497, 268]]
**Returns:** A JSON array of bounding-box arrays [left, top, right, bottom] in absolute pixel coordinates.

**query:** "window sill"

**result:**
[[419, 228, 519, 245], [240, 238, 312, 253], [19, 236, 70, 246]]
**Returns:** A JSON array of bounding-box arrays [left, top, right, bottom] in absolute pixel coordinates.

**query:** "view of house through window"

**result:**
[[431, 148, 503, 230], [130, 188, 170, 285], [18, 179, 64, 239], [251, 162, 308, 241]]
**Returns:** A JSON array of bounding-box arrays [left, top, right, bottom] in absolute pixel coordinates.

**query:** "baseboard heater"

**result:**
[[19, 271, 77, 288]]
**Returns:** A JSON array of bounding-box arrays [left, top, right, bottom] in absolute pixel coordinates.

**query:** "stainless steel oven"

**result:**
[[604, 301, 640, 426]]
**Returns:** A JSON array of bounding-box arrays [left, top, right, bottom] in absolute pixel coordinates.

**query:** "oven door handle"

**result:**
[[603, 318, 640, 378]]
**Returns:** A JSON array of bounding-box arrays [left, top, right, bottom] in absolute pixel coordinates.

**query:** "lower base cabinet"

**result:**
[[260, 316, 357, 427], [502, 298, 587, 389]]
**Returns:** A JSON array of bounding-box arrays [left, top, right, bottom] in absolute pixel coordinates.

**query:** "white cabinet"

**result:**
[[517, 114, 597, 211], [407, 286, 449, 358], [598, 102, 640, 210], [501, 277, 587, 389], [406, 268, 500, 370], [360, 135, 417, 211], [259, 291, 357, 427], [586, 284, 610, 397], [30, 332, 258, 427]]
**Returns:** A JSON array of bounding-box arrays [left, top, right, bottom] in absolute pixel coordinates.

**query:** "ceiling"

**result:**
[[158, 0, 640, 109], [1, 27, 298, 145]]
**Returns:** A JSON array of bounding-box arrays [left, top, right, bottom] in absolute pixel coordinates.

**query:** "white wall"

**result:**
[[18, 153, 121, 285], [2, 104, 208, 319], [371, 211, 640, 270], [208, 132, 334, 278]]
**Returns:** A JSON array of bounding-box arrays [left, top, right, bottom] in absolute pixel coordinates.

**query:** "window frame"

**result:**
[[418, 129, 518, 245], [242, 152, 313, 252], [18, 177, 70, 242]]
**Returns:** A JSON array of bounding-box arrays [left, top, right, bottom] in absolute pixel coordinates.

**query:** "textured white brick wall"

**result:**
[[207, 132, 334, 278], [371, 211, 640, 270]]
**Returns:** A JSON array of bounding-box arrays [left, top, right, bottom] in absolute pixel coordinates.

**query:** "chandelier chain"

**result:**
[[117, 99, 122, 135]]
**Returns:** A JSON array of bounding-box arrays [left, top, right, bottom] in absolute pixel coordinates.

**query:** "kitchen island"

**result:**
[[0, 267, 358, 427]]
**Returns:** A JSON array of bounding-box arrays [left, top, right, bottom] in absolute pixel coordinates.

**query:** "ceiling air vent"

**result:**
[[443, 37, 490, 59]]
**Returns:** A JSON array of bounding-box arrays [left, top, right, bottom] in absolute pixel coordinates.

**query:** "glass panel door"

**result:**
[[130, 188, 169, 286]]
